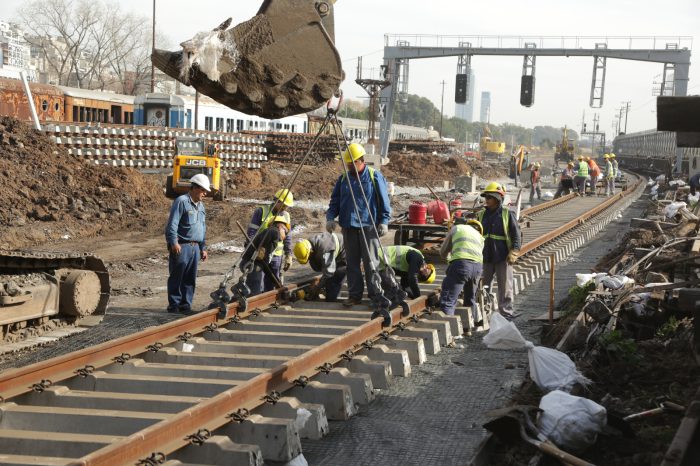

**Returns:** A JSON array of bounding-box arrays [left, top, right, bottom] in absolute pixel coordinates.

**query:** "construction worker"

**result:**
[[246, 189, 294, 295], [586, 156, 601, 195], [610, 153, 620, 181], [690, 173, 700, 196], [477, 182, 522, 319], [439, 218, 484, 318], [326, 143, 391, 307], [554, 162, 576, 199], [604, 154, 615, 196], [529, 162, 542, 203], [165, 174, 209, 314], [293, 232, 346, 302], [378, 245, 436, 301], [240, 216, 290, 290], [574, 155, 589, 196]]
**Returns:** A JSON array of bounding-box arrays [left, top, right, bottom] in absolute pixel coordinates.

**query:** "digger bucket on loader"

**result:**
[[151, 0, 343, 119]]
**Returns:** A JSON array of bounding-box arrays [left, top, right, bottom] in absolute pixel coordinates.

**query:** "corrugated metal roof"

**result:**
[[58, 86, 134, 104]]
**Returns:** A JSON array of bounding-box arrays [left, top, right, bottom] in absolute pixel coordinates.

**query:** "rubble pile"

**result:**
[[0, 117, 168, 248], [383, 152, 506, 185]]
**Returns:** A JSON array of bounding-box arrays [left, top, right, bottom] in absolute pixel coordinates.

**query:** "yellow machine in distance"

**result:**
[[165, 136, 227, 201]]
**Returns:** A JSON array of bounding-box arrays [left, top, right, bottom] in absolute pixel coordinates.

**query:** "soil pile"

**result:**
[[231, 160, 340, 200], [0, 117, 169, 249], [383, 152, 506, 185]]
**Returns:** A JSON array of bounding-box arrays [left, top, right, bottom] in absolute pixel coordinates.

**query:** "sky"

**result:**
[[3, 0, 699, 135]]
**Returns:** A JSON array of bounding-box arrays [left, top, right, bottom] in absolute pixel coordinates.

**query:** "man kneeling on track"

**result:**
[[240, 216, 290, 291], [377, 245, 436, 304], [439, 218, 484, 320], [293, 232, 347, 302]]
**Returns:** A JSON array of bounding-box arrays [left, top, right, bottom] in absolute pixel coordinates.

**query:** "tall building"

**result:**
[[0, 20, 35, 80], [480, 91, 491, 123], [455, 68, 476, 122]]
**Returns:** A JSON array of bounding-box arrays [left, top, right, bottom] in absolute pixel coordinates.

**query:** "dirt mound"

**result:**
[[232, 160, 341, 200], [382, 152, 506, 185], [0, 117, 169, 249]]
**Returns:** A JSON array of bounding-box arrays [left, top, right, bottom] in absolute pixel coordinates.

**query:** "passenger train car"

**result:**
[[613, 130, 700, 175], [0, 76, 438, 142]]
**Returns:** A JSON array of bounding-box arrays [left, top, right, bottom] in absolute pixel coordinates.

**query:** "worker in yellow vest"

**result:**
[[604, 154, 615, 196], [246, 188, 294, 295], [574, 155, 589, 196], [476, 182, 522, 319], [378, 245, 436, 301], [439, 218, 484, 318]]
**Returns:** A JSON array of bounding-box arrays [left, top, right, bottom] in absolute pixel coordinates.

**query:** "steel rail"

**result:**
[[70, 296, 431, 466], [0, 280, 313, 401], [519, 177, 643, 256]]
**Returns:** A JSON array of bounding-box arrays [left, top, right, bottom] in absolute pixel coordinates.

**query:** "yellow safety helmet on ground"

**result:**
[[342, 143, 366, 164], [610, 153, 616, 158], [466, 218, 484, 236], [273, 215, 291, 231], [293, 239, 312, 264], [420, 263, 436, 284], [274, 188, 294, 207]]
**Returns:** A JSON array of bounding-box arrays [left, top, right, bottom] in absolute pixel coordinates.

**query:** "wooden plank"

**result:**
[[630, 218, 678, 230]]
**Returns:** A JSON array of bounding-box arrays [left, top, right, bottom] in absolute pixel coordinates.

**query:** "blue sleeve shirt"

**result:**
[[165, 193, 206, 252], [326, 167, 392, 228]]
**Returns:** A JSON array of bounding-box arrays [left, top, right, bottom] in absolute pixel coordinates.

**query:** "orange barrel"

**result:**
[[408, 201, 427, 225]]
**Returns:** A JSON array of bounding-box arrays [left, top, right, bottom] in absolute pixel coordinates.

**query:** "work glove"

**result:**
[[326, 220, 339, 233], [507, 250, 519, 265], [255, 247, 266, 261], [283, 254, 293, 272], [377, 223, 388, 237]]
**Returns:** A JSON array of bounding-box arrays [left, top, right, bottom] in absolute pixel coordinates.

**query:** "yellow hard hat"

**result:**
[[274, 188, 294, 207], [481, 182, 505, 198], [603, 153, 610, 159], [610, 153, 616, 158], [293, 239, 312, 264], [273, 215, 291, 231], [466, 218, 484, 236], [578, 155, 584, 161], [342, 143, 366, 164], [421, 263, 436, 284], [535, 162, 541, 168]]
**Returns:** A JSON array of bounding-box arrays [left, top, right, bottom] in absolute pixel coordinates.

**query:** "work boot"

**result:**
[[341, 297, 363, 307]]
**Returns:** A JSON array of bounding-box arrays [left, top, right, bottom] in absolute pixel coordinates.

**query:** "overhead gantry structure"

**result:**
[[378, 35, 692, 170]]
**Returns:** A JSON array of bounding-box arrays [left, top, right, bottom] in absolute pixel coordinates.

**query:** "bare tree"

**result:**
[[18, 0, 168, 94]]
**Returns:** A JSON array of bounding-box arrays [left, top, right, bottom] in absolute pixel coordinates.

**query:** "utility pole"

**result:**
[[151, 0, 156, 93], [622, 101, 631, 133], [617, 106, 624, 135], [439, 80, 446, 139], [355, 57, 390, 144]]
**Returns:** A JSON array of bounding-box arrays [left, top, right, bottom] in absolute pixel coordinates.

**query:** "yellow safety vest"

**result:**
[[605, 161, 614, 179], [477, 207, 512, 250], [253, 204, 290, 257], [577, 161, 589, 177], [449, 225, 484, 264], [379, 245, 421, 272]]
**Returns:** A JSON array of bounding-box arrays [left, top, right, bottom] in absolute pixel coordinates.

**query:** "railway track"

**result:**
[[0, 175, 648, 466]]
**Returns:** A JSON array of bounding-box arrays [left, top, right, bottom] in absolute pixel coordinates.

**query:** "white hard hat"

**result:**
[[190, 174, 211, 192]]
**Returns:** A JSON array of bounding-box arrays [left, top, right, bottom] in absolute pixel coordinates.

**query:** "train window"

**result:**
[[205, 117, 213, 131], [291, 125, 296, 132], [236, 119, 243, 131], [216, 117, 224, 131], [284, 124, 289, 130], [41, 100, 48, 111], [226, 118, 234, 132], [54, 102, 60, 112]]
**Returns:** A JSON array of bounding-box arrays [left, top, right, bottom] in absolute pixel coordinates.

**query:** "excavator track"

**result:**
[[0, 250, 110, 344]]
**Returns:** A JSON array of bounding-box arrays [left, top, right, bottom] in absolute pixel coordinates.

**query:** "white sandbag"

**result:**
[[538, 390, 607, 452], [688, 192, 699, 206], [663, 202, 686, 219], [669, 179, 686, 187], [483, 314, 590, 392], [656, 174, 666, 183], [600, 275, 634, 290], [575, 272, 607, 287], [542, 191, 554, 200]]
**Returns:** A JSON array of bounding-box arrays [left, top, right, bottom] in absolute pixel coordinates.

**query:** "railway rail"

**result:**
[[0, 174, 656, 466]]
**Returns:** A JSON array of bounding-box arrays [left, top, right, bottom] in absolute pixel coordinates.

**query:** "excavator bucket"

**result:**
[[151, 0, 343, 119]]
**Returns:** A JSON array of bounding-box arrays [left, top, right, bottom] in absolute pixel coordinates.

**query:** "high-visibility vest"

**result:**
[[577, 161, 589, 177], [449, 225, 484, 263], [331, 233, 340, 260], [379, 245, 420, 272], [612, 160, 619, 177], [605, 161, 614, 179], [477, 207, 512, 250], [251, 204, 290, 257]]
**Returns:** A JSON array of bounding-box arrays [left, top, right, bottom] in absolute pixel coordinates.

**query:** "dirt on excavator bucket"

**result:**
[[151, 0, 344, 119]]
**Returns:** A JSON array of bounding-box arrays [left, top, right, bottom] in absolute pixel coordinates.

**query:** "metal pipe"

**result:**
[[19, 71, 41, 131]]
